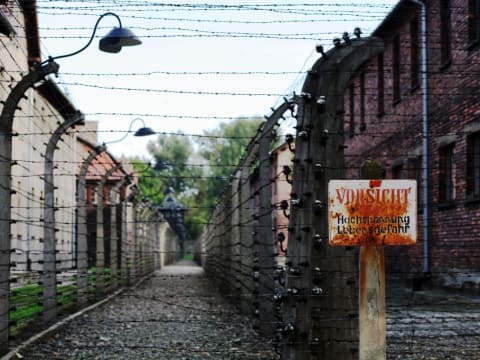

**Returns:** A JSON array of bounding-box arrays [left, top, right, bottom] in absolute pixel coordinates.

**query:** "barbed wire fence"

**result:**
[[0, 1, 480, 359], [199, 30, 480, 360]]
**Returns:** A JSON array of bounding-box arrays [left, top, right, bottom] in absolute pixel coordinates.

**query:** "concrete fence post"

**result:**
[[256, 99, 295, 337], [95, 164, 121, 299], [0, 61, 59, 345], [77, 145, 106, 306], [42, 111, 84, 323], [281, 36, 385, 360], [109, 176, 130, 290]]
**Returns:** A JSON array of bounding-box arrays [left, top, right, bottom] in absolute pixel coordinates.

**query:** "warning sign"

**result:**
[[328, 180, 417, 246]]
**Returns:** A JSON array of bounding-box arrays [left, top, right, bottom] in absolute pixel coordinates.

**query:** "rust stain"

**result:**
[[329, 181, 416, 246]]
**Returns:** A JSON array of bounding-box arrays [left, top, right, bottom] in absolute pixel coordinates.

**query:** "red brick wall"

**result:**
[[343, 0, 480, 289]]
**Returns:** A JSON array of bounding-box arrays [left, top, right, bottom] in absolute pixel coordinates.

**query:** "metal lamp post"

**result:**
[[0, 12, 141, 343]]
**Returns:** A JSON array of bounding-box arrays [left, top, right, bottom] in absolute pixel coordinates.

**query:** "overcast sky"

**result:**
[[37, 0, 398, 159]]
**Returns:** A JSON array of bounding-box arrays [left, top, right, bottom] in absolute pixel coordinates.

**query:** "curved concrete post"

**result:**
[[256, 98, 295, 337], [153, 211, 163, 270], [142, 202, 156, 276], [133, 203, 140, 281], [0, 61, 59, 344], [42, 111, 84, 323], [77, 144, 106, 306], [95, 164, 121, 298], [281, 36, 385, 360], [229, 169, 242, 307], [108, 175, 130, 289], [121, 185, 132, 285], [125, 185, 139, 285], [137, 202, 150, 278], [146, 208, 156, 274], [237, 144, 259, 317]]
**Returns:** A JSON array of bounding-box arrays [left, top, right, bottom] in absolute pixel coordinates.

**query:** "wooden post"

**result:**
[[359, 160, 386, 360], [329, 174, 417, 360]]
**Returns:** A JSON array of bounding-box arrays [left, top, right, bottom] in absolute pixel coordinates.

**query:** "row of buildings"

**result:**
[[343, 0, 480, 291], [264, 0, 480, 292], [250, 0, 480, 294], [201, 2, 480, 358], [0, 1, 181, 345]]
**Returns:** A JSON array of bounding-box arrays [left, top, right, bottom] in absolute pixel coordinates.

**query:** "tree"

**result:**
[[131, 119, 263, 241], [146, 132, 202, 196], [195, 117, 263, 211], [132, 132, 205, 240]]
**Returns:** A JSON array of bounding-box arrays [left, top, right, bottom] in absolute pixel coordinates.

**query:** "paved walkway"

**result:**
[[10, 261, 278, 360]]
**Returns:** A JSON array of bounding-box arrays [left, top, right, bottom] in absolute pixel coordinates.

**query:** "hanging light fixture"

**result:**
[[105, 118, 156, 145], [45, 12, 142, 63], [99, 23, 142, 53]]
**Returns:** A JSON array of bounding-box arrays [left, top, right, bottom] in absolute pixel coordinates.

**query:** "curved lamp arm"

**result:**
[[40, 12, 141, 66], [104, 117, 155, 145]]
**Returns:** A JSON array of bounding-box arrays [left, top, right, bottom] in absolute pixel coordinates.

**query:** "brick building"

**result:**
[[2, 1, 82, 279], [343, 0, 480, 291]]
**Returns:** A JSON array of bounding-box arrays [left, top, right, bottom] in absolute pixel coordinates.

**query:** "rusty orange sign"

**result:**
[[328, 180, 417, 246]]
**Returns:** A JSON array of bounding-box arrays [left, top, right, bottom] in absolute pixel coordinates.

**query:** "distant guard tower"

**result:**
[[157, 188, 187, 257]]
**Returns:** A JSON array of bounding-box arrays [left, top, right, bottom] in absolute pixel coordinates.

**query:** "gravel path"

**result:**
[[15, 261, 279, 360], [9, 263, 479, 359]]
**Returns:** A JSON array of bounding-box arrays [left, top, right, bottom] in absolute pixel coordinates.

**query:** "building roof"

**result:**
[[37, 80, 80, 119], [13, 1, 81, 119], [19, 0, 41, 65], [372, 0, 421, 38], [77, 137, 126, 182]]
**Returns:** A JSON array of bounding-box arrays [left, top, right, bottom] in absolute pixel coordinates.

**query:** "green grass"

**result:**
[[57, 284, 76, 307], [9, 267, 119, 335], [183, 253, 194, 261], [9, 270, 94, 334], [10, 284, 42, 319], [9, 283, 79, 335], [87, 267, 113, 296], [9, 284, 43, 335], [10, 284, 42, 304]]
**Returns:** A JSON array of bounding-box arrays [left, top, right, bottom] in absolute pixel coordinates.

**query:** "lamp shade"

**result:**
[[99, 27, 142, 53], [133, 127, 156, 137]]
